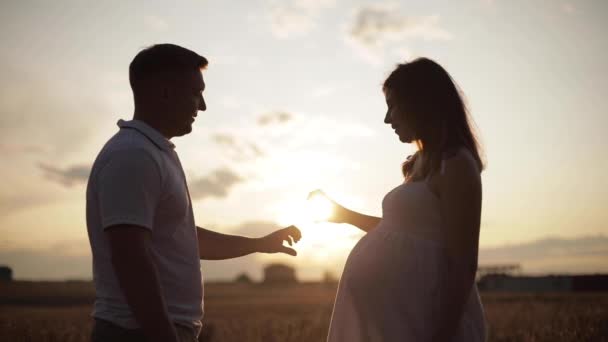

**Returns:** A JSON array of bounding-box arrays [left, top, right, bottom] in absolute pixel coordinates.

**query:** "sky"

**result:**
[[0, 0, 607, 281]]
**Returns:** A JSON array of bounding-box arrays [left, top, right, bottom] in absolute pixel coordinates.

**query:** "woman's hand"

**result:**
[[307, 189, 348, 224], [256, 225, 302, 256], [308, 189, 382, 232]]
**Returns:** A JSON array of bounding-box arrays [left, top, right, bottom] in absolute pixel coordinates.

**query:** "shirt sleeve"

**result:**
[[96, 148, 163, 231]]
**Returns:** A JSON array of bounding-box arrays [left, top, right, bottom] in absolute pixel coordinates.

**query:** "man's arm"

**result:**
[[196, 225, 301, 260], [106, 225, 179, 342]]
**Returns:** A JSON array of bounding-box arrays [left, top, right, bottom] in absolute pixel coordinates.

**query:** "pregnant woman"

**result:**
[[313, 58, 487, 341]]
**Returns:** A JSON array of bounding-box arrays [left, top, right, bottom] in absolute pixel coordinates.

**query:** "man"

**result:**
[[86, 44, 301, 342]]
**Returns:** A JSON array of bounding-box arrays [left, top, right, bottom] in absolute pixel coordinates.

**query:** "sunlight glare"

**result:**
[[306, 193, 334, 223]]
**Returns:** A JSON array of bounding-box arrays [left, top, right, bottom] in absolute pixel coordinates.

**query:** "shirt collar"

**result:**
[[117, 119, 176, 151]]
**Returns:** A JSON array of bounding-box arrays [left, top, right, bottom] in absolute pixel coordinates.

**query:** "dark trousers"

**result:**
[[91, 318, 198, 342]]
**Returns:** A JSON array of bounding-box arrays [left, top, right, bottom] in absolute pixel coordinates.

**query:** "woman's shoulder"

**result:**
[[440, 146, 480, 176], [442, 146, 472, 160]]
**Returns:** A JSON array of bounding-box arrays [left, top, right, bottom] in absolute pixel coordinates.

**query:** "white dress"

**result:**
[[327, 158, 487, 342]]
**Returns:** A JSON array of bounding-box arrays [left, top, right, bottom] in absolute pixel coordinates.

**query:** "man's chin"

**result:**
[[173, 125, 192, 137]]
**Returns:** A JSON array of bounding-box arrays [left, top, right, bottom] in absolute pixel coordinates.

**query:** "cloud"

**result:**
[[346, 4, 451, 64], [206, 109, 373, 185], [0, 194, 50, 216], [189, 168, 245, 200], [479, 235, 608, 274], [0, 59, 113, 157], [0, 240, 92, 280], [350, 10, 451, 46], [248, 142, 264, 157], [38, 163, 91, 187], [267, 0, 337, 39], [257, 111, 293, 125], [212, 133, 237, 147], [269, 5, 316, 39], [35, 162, 244, 200], [0, 143, 48, 156], [211, 133, 265, 161]]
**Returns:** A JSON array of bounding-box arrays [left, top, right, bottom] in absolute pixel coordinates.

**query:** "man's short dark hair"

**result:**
[[129, 44, 208, 93]]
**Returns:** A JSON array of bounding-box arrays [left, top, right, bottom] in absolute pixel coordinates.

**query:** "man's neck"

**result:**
[[133, 110, 172, 139]]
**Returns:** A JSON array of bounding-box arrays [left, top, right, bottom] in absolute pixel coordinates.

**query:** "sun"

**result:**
[[306, 193, 335, 222], [275, 193, 335, 227], [272, 192, 362, 264]]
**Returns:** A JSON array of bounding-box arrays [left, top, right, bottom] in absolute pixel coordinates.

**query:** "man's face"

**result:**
[[164, 69, 206, 137]]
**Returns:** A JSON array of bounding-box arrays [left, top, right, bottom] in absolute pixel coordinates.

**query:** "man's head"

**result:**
[[129, 44, 208, 138]]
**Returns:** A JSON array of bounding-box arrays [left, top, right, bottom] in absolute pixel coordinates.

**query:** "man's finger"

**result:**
[[280, 245, 297, 256], [284, 236, 293, 246], [285, 225, 302, 241]]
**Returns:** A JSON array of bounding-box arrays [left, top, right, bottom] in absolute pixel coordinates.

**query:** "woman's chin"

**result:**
[[398, 134, 413, 143]]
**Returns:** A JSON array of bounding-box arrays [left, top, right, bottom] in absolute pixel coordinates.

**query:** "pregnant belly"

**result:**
[[337, 231, 446, 338], [343, 230, 444, 303]]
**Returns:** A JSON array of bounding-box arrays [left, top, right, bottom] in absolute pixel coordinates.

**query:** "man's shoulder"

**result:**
[[93, 130, 166, 173], [107, 128, 162, 152]]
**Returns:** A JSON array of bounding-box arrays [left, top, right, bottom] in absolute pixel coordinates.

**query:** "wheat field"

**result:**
[[0, 281, 607, 341]]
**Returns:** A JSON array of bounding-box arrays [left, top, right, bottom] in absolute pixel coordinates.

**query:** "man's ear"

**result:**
[[159, 84, 171, 101]]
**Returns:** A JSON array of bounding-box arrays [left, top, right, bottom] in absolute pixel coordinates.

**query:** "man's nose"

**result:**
[[384, 109, 391, 124], [199, 97, 207, 111]]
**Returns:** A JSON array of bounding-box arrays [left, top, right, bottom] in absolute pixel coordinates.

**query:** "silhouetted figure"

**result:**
[[86, 44, 301, 342], [0, 265, 12, 282], [312, 58, 487, 341]]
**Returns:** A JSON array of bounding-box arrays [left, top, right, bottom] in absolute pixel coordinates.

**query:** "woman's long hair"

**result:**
[[382, 58, 485, 180]]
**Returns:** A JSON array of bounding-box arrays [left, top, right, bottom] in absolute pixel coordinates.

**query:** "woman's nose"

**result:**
[[199, 97, 207, 111], [384, 109, 391, 124]]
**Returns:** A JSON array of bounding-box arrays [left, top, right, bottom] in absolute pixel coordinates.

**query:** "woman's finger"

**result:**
[[307, 189, 323, 200]]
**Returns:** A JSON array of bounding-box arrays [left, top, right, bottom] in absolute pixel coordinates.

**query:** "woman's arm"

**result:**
[[433, 150, 482, 341], [340, 206, 382, 233]]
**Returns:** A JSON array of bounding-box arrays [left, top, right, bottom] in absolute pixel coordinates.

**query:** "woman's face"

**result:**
[[384, 90, 415, 143]]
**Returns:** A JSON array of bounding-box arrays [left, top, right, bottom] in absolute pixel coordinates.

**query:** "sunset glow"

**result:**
[[1, 0, 607, 280], [306, 193, 335, 223]]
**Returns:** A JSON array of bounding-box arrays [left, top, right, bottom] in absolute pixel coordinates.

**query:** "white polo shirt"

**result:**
[[86, 119, 203, 334]]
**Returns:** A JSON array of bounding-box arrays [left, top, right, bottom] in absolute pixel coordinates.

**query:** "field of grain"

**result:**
[[1, 281, 607, 341]]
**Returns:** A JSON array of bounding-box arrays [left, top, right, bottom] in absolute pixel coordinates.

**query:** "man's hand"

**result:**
[[256, 225, 302, 256]]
